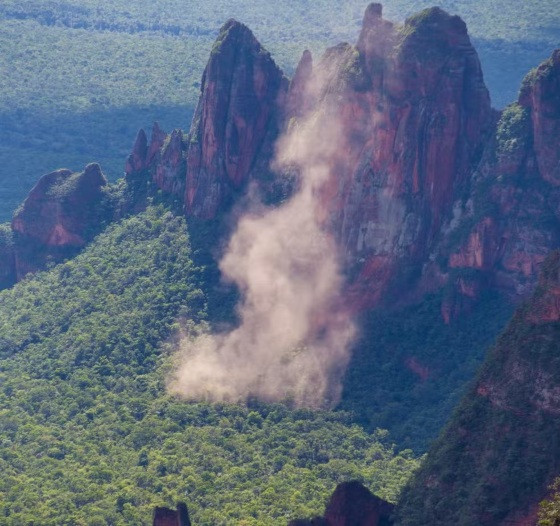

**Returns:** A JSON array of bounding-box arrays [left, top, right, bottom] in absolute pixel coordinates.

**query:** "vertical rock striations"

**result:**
[[185, 19, 287, 218], [153, 129, 188, 197], [124, 122, 186, 206], [283, 4, 492, 308]]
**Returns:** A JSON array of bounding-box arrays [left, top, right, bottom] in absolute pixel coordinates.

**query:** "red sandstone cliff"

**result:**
[[279, 4, 492, 309], [520, 50, 560, 186], [9, 163, 108, 279], [124, 20, 287, 219], [184, 19, 287, 218], [438, 49, 560, 320]]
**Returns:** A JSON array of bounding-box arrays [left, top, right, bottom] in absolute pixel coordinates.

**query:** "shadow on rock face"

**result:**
[[289, 481, 394, 526]]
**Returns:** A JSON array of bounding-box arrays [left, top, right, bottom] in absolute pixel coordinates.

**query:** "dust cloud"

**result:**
[[168, 59, 357, 408]]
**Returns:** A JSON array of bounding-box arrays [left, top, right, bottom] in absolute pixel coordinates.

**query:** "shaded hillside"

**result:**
[[396, 251, 560, 525], [339, 292, 513, 452]]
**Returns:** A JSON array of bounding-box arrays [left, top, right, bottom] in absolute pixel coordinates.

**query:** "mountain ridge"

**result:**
[[3, 4, 559, 321], [395, 250, 560, 525]]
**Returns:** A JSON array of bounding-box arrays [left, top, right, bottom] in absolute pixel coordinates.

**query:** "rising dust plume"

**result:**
[[168, 66, 356, 408]]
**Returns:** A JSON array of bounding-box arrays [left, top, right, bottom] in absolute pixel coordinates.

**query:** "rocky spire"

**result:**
[[289, 481, 394, 525], [147, 122, 167, 166], [185, 19, 287, 218], [286, 49, 313, 118], [519, 49, 560, 185], [356, 2, 395, 77], [125, 129, 148, 175], [153, 129, 187, 197]]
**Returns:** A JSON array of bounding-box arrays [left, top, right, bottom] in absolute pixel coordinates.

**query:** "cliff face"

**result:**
[[520, 50, 560, 186], [4, 5, 559, 301], [9, 164, 109, 279], [281, 8, 559, 316], [396, 251, 560, 525], [184, 19, 287, 218], [1, 7, 558, 358], [275, 5, 492, 309], [436, 49, 560, 320]]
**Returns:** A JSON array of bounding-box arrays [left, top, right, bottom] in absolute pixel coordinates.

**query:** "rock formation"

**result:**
[[289, 481, 394, 526], [289, 5, 492, 309], [324, 481, 394, 526], [152, 503, 191, 526], [120, 5, 560, 319], [520, 50, 560, 186], [436, 48, 560, 319], [124, 20, 288, 219], [10, 163, 109, 279], [184, 19, 287, 218], [150, 486, 392, 526]]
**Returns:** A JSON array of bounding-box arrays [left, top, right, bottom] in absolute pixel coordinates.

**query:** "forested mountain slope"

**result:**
[[0, 206, 419, 525], [396, 251, 560, 525]]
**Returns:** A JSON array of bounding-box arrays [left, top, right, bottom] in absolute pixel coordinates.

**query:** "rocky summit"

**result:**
[[4, 4, 560, 320], [2, 163, 110, 283]]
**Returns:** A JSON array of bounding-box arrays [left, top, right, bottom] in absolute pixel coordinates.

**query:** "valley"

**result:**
[[1, 2, 560, 524]]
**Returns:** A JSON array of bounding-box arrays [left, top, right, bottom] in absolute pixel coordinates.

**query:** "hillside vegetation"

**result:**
[[396, 255, 560, 525], [1, 0, 558, 220], [0, 206, 419, 525], [340, 291, 512, 452]]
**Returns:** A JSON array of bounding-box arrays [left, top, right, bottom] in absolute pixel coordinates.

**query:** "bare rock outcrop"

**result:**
[[11, 163, 109, 278], [290, 481, 394, 526], [185, 19, 287, 218]]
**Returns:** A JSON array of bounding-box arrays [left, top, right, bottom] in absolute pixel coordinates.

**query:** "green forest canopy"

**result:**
[[0, 206, 419, 525]]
